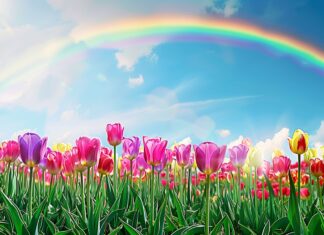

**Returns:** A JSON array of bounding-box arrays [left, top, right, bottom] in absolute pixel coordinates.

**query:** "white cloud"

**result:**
[[311, 120, 324, 147], [217, 129, 231, 138], [255, 128, 290, 161], [228, 135, 244, 148], [128, 74, 144, 88], [209, 0, 241, 18]]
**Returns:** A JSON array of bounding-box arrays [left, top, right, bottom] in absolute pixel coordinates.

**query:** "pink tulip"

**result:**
[[229, 144, 249, 167], [272, 155, 291, 177], [63, 151, 76, 176], [257, 160, 271, 178], [300, 188, 310, 200], [106, 123, 124, 146], [143, 137, 168, 167], [174, 144, 191, 167], [43, 150, 63, 175], [2, 140, 20, 163], [76, 137, 101, 167], [194, 142, 226, 175]]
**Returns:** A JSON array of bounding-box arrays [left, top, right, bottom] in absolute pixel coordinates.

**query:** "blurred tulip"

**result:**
[[174, 144, 191, 167], [300, 188, 310, 200], [2, 140, 20, 163], [247, 147, 263, 168], [273, 156, 291, 177], [52, 143, 72, 153], [63, 151, 76, 176], [122, 136, 140, 160], [106, 123, 124, 146], [194, 142, 226, 175], [304, 148, 317, 164], [143, 136, 168, 167], [18, 133, 47, 167], [257, 160, 270, 178], [229, 144, 249, 167], [288, 129, 309, 155], [310, 158, 324, 177]]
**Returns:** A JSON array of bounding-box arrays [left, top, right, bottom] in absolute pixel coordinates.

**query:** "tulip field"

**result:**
[[0, 124, 324, 235]]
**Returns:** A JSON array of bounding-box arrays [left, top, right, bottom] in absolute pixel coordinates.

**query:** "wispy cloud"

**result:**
[[128, 74, 144, 88]]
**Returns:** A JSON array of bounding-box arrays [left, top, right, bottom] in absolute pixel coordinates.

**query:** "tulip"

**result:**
[[52, 143, 72, 153], [63, 151, 76, 177], [143, 137, 168, 167], [304, 148, 317, 164], [106, 123, 124, 195], [194, 142, 226, 235], [123, 136, 140, 185], [44, 150, 63, 175], [143, 136, 167, 234], [229, 144, 249, 168], [98, 149, 113, 176], [299, 188, 310, 200], [310, 158, 324, 208], [18, 132, 47, 221], [273, 156, 291, 178], [2, 140, 20, 163], [247, 147, 263, 168], [174, 144, 191, 167], [106, 123, 124, 146], [288, 129, 309, 204], [76, 136, 101, 221]]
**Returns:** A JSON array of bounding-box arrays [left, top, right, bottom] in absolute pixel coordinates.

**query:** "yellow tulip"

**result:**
[[288, 129, 309, 155], [247, 147, 263, 168], [303, 148, 317, 163], [272, 149, 284, 158], [52, 143, 72, 153]]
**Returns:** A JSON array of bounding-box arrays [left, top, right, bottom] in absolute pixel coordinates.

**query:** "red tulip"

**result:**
[[43, 150, 63, 175], [310, 158, 324, 177], [97, 149, 114, 175], [299, 188, 310, 200]]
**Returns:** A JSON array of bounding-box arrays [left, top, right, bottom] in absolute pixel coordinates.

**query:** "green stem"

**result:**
[[49, 174, 54, 201], [28, 167, 34, 222], [130, 159, 133, 188], [279, 176, 282, 216], [87, 167, 91, 217], [95, 174, 103, 199], [205, 174, 210, 235], [113, 145, 117, 195], [188, 168, 191, 206], [42, 170, 46, 196], [150, 166, 155, 234], [238, 166, 241, 206], [80, 172, 86, 222], [254, 167, 258, 226], [297, 154, 301, 204], [318, 177, 323, 209]]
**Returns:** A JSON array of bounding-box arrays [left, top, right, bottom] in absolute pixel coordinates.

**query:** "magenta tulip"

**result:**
[[76, 136, 101, 167], [229, 144, 249, 168], [2, 140, 20, 163], [97, 149, 114, 176], [143, 136, 168, 167], [174, 144, 191, 167], [273, 155, 291, 177], [44, 150, 64, 175], [194, 142, 226, 175], [106, 123, 124, 146]]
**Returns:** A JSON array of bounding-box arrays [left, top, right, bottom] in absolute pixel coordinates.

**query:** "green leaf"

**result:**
[[270, 217, 289, 234], [0, 189, 28, 235], [28, 197, 48, 235], [44, 217, 57, 235], [308, 212, 324, 234], [287, 171, 303, 235], [108, 225, 123, 235], [239, 222, 257, 235], [120, 220, 143, 235], [54, 230, 73, 235], [169, 189, 187, 227], [261, 220, 270, 235], [154, 200, 166, 235], [181, 225, 205, 234], [210, 216, 226, 235]]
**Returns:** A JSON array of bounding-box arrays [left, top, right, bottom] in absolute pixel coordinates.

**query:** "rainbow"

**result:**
[[69, 16, 324, 70], [2, 16, 324, 88]]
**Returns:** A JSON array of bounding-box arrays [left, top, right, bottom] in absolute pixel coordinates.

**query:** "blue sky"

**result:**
[[0, 0, 324, 160]]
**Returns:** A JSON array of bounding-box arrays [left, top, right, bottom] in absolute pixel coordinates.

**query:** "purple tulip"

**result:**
[[174, 144, 191, 167], [194, 142, 226, 175], [229, 144, 249, 168], [143, 136, 168, 167], [18, 133, 47, 167], [122, 136, 141, 160]]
